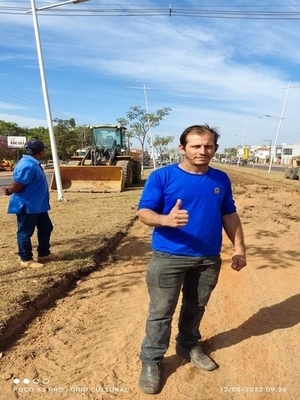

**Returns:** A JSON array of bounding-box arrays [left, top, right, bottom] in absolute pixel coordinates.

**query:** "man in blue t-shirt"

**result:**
[[138, 124, 247, 394], [3, 139, 60, 268]]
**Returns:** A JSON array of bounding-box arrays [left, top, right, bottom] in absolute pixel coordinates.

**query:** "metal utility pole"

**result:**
[[28, 0, 89, 200], [267, 82, 290, 173], [125, 84, 156, 170]]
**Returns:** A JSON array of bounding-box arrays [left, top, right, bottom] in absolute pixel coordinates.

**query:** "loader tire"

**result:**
[[284, 168, 291, 179], [116, 160, 133, 187], [290, 168, 299, 180], [133, 160, 142, 184]]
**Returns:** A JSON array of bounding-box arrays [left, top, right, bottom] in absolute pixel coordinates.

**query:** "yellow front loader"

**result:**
[[50, 125, 141, 193], [0, 159, 15, 171]]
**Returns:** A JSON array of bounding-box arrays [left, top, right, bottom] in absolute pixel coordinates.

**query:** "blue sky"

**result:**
[[1, 0, 300, 152]]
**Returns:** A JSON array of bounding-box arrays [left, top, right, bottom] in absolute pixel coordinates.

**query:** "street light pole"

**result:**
[[266, 82, 300, 172], [124, 84, 156, 170], [263, 139, 272, 163], [267, 82, 290, 173], [237, 116, 262, 167], [237, 117, 249, 167], [28, 0, 89, 200], [142, 84, 156, 169]]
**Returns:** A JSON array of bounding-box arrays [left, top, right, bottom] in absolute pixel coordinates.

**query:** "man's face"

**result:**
[[179, 131, 218, 168], [36, 150, 45, 160]]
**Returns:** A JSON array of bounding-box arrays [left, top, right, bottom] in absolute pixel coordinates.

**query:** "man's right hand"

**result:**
[[2, 187, 12, 196], [165, 199, 189, 227]]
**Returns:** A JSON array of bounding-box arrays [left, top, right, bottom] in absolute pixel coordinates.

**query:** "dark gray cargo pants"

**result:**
[[140, 251, 221, 363]]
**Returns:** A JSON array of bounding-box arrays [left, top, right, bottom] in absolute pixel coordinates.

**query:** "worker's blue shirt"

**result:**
[[138, 164, 236, 257], [7, 155, 50, 214]]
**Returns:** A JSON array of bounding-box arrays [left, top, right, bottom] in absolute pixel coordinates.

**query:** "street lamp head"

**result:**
[[28, 0, 89, 13], [265, 114, 283, 119]]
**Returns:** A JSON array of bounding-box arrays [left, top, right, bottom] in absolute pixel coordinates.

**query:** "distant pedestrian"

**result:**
[[3, 139, 60, 268], [137, 124, 247, 394]]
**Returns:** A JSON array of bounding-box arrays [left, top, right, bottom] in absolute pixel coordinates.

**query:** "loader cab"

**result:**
[[90, 125, 127, 154]]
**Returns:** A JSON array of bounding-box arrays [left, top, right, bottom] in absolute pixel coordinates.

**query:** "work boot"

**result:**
[[37, 253, 61, 263], [138, 362, 162, 394], [176, 342, 218, 371], [20, 259, 44, 268]]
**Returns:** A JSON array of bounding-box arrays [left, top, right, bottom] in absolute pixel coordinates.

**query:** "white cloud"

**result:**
[[0, 102, 23, 110], [0, 113, 46, 128], [0, 0, 300, 151]]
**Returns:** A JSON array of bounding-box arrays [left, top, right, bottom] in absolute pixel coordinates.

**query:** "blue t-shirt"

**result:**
[[7, 155, 50, 214], [138, 164, 236, 257]]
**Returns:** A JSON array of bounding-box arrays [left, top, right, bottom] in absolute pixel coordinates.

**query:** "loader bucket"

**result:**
[[50, 166, 125, 193]]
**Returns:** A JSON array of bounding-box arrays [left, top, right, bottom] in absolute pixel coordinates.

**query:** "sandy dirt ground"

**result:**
[[0, 167, 300, 400]]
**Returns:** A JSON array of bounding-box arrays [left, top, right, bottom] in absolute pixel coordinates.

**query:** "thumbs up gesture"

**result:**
[[166, 199, 189, 228]]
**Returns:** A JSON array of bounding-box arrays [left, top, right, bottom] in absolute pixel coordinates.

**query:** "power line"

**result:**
[[0, 91, 45, 114], [0, 90, 76, 121], [2, 5, 300, 19]]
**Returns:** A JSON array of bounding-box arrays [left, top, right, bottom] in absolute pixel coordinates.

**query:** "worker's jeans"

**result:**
[[17, 206, 53, 261], [140, 251, 221, 363]]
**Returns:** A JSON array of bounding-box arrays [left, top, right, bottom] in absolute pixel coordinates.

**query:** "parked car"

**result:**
[[42, 160, 54, 169]]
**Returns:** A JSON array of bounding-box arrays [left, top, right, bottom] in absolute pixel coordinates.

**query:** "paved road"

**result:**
[[0, 163, 287, 197], [0, 171, 53, 197], [218, 162, 286, 172]]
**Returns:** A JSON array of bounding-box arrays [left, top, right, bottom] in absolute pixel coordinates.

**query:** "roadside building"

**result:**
[[251, 146, 272, 163], [281, 142, 300, 164], [247, 141, 300, 164]]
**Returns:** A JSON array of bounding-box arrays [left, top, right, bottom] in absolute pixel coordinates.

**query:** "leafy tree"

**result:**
[[169, 147, 182, 163], [23, 126, 49, 158], [224, 147, 238, 160], [152, 134, 175, 164], [28, 126, 49, 140], [0, 119, 90, 161], [0, 120, 25, 136], [52, 119, 82, 160], [0, 121, 29, 160], [0, 136, 14, 159], [117, 106, 171, 168]]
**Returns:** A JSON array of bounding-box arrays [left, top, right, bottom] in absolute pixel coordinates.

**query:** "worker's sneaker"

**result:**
[[37, 253, 61, 263], [138, 362, 162, 394], [176, 342, 218, 371], [20, 259, 44, 268]]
